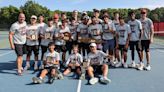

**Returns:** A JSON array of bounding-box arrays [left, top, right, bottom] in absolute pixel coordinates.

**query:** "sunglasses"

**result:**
[[31, 18, 36, 20], [141, 12, 146, 14]]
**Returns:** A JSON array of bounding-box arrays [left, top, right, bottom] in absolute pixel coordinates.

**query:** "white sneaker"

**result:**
[[145, 65, 151, 71], [32, 77, 44, 84], [123, 63, 128, 68], [137, 62, 144, 71], [89, 77, 98, 85], [115, 62, 122, 68], [39, 65, 44, 70], [100, 77, 111, 84], [24, 65, 30, 71], [128, 62, 136, 68]]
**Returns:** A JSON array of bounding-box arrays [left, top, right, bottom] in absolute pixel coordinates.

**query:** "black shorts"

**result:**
[[41, 45, 48, 53], [14, 44, 27, 56], [44, 66, 58, 73], [91, 65, 103, 74], [141, 40, 150, 52], [55, 45, 67, 52], [67, 66, 81, 72], [118, 45, 128, 52], [129, 41, 141, 51], [26, 45, 39, 56]]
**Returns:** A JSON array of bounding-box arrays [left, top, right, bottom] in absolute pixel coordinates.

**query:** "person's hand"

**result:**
[[125, 44, 129, 49], [11, 44, 15, 50], [150, 38, 153, 44]]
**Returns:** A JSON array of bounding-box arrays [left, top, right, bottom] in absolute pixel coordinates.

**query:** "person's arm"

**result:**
[[125, 25, 131, 49], [138, 20, 143, 40], [149, 19, 154, 43], [9, 32, 15, 50], [53, 53, 60, 65]]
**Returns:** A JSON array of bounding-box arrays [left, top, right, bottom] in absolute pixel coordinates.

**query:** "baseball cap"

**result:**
[[82, 11, 87, 15], [89, 43, 97, 47], [83, 15, 90, 20], [93, 9, 100, 13], [31, 15, 37, 19], [73, 10, 78, 13]]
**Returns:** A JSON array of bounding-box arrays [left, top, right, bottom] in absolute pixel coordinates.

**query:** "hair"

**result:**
[[48, 17, 53, 21], [72, 44, 79, 49], [48, 42, 55, 47], [113, 11, 119, 15], [38, 14, 44, 17], [119, 16, 124, 20], [128, 11, 135, 16]]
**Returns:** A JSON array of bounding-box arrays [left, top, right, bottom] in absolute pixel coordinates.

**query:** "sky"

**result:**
[[0, 0, 164, 11]]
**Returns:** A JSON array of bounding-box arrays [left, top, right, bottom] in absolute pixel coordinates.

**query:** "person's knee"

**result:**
[[102, 64, 108, 70], [51, 69, 56, 75]]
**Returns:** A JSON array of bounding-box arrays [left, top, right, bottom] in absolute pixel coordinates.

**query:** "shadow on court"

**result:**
[[0, 60, 17, 75]]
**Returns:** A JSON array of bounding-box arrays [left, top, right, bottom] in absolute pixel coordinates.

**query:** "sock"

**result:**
[[39, 77, 43, 80], [121, 59, 124, 64], [26, 61, 30, 66]]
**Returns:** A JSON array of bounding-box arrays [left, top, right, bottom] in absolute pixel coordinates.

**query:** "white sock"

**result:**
[[34, 61, 38, 67], [26, 61, 30, 66], [121, 59, 124, 64]]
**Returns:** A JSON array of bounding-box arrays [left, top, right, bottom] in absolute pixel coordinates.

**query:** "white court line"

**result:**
[[77, 80, 82, 92], [0, 50, 13, 57]]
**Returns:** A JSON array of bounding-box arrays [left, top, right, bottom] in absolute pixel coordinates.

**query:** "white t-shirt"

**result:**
[[102, 20, 116, 40], [43, 51, 60, 67], [87, 50, 108, 65], [77, 23, 89, 38], [116, 24, 131, 45], [139, 18, 154, 40], [26, 24, 40, 46], [88, 23, 102, 40], [128, 19, 142, 41], [113, 20, 119, 29], [38, 22, 47, 35], [10, 21, 27, 44], [66, 53, 83, 66], [69, 24, 78, 41], [55, 26, 70, 45], [40, 26, 55, 46]]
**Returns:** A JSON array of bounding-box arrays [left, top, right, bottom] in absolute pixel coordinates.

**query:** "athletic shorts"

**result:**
[[41, 45, 48, 53], [14, 44, 27, 56], [67, 66, 81, 72], [55, 45, 67, 52], [117, 45, 128, 52], [91, 65, 103, 74], [103, 39, 115, 52], [141, 40, 150, 52], [129, 41, 141, 51], [26, 45, 39, 56], [44, 66, 58, 73]]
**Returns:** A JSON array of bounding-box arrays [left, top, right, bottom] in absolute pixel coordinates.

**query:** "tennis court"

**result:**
[[0, 31, 164, 92]]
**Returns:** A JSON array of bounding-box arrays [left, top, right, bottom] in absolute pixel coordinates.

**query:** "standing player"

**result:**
[[102, 14, 116, 65], [40, 18, 55, 69], [77, 16, 90, 58], [87, 43, 111, 85], [9, 12, 27, 75], [115, 17, 131, 68], [54, 19, 70, 64], [88, 16, 103, 50], [38, 14, 47, 47], [128, 11, 143, 68], [139, 9, 154, 70], [24, 15, 39, 71]]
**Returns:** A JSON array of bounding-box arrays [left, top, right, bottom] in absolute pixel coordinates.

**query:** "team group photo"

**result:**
[[0, 0, 164, 92]]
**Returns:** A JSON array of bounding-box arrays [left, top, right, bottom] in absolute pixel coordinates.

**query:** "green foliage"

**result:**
[[0, 0, 164, 29]]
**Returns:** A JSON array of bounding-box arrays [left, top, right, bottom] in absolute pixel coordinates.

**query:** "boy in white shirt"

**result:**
[[24, 15, 40, 71], [32, 42, 62, 84], [115, 17, 131, 68], [87, 43, 111, 85], [40, 18, 55, 69], [63, 45, 83, 79]]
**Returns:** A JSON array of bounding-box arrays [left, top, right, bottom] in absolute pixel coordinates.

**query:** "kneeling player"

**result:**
[[63, 45, 83, 79], [87, 43, 111, 85], [32, 42, 63, 84]]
